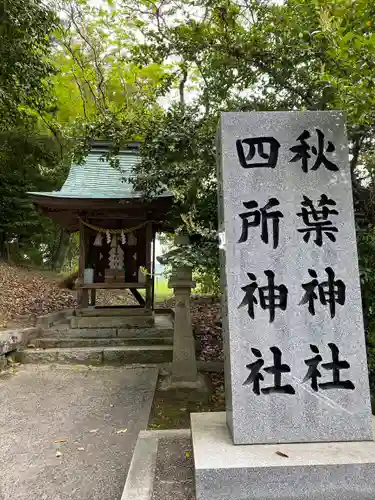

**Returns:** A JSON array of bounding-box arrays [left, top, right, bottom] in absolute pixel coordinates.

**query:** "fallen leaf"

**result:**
[[185, 451, 191, 457], [89, 429, 99, 433], [116, 429, 127, 434], [54, 439, 67, 444], [276, 451, 289, 458], [55, 451, 62, 458], [0, 262, 77, 329]]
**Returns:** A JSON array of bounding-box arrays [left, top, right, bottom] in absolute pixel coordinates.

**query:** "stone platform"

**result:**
[[191, 412, 375, 500], [21, 313, 174, 366]]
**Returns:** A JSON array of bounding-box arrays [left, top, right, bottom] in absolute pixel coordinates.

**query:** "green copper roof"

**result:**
[[29, 148, 170, 199]]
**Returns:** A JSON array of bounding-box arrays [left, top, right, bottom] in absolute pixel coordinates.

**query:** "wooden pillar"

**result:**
[[90, 288, 96, 307], [77, 217, 89, 309], [145, 222, 153, 310], [151, 232, 156, 308]]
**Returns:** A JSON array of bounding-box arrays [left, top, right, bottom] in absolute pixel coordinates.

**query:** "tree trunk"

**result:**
[[0, 232, 7, 259], [51, 228, 71, 272]]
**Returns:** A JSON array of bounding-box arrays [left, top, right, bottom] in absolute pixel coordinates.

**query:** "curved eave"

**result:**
[[29, 193, 174, 233], [29, 192, 172, 208]]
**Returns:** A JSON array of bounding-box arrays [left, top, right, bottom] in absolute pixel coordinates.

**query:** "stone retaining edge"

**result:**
[[0, 326, 38, 371]]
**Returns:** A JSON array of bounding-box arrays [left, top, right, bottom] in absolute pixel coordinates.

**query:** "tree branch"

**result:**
[[350, 133, 365, 195], [253, 56, 315, 108], [72, 72, 88, 120], [36, 111, 64, 159], [194, 58, 210, 114], [61, 40, 103, 114], [179, 66, 188, 110], [71, 9, 107, 109]]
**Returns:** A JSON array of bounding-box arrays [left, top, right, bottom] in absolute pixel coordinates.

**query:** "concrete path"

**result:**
[[152, 436, 194, 500], [0, 364, 158, 500]]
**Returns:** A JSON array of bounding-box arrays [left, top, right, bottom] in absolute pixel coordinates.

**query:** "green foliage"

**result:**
[[117, 0, 375, 294], [134, 105, 217, 227], [0, 130, 65, 264], [358, 230, 375, 399], [0, 0, 57, 128], [0, 0, 175, 272], [0, 0, 66, 266], [4, 0, 375, 313], [194, 268, 221, 296], [47, 0, 172, 151], [132, 104, 219, 278]]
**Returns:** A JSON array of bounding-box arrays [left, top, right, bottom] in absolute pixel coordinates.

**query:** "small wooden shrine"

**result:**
[[29, 141, 173, 310]]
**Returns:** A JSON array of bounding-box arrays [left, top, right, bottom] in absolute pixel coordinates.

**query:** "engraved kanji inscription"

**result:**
[[290, 129, 338, 172], [243, 347, 295, 395], [238, 198, 283, 249], [299, 267, 345, 318], [243, 348, 264, 395], [239, 271, 288, 323], [297, 194, 338, 246], [236, 137, 281, 169], [303, 344, 355, 391]]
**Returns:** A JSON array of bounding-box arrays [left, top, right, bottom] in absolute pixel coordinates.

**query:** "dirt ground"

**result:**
[[148, 372, 225, 430]]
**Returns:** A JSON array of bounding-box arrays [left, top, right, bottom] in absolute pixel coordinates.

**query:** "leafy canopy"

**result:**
[[0, 0, 57, 129]]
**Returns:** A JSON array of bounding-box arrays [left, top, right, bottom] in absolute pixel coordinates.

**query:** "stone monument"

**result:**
[[191, 111, 375, 500]]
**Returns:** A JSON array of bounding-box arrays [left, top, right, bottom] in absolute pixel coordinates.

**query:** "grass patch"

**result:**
[[148, 372, 225, 430], [138, 275, 173, 303], [154, 275, 173, 302]]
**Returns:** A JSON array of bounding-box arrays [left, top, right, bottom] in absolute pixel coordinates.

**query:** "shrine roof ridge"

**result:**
[[29, 146, 171, 200]]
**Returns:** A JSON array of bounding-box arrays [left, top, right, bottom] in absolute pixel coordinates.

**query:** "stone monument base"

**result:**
[[159, 373, 211, 403], [191, 412, 375, 500]]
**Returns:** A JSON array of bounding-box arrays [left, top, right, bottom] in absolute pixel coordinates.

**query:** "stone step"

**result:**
[[33, 337, 173, 348], [40, 326, 173, 339], [19, 345, 173, 365], [75, 307, 152, 317], [70, 316, 155, 329]]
